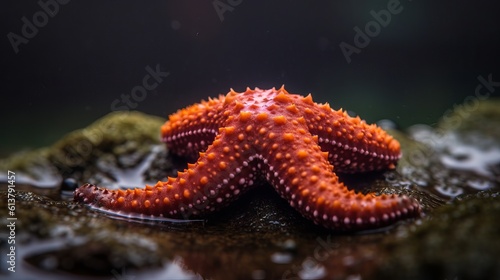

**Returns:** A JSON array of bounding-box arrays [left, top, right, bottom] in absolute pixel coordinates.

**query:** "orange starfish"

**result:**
[[75, 87, 420, 231]]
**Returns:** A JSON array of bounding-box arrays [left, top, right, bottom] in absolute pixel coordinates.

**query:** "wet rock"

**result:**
[[0, 190, 164, 277], [0, 111, 166, 188], [438, 98, 500, 137], [375, 191, 500, 280], [401, 99, 500, 204], [0, 99, 499, 279], [47, 111, 166, 185], [372, 99, 500, 280], [0, 149, 60, 188]]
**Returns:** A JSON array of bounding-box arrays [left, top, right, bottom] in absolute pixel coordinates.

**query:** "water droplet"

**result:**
[[467, 179, 492, 190], [61, 178, 78, 191], [298, 260, 326, 280], [270, 252, 293, 264], [435, 185, 463, 198]]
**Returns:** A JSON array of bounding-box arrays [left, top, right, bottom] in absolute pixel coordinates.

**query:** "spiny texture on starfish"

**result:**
[[75, 87, 421, 231]]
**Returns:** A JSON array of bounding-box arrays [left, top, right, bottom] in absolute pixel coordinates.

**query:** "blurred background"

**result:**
[[2, 0, 499, 157]]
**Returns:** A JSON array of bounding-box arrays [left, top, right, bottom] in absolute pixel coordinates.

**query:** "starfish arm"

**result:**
[[74, 131, 258, 219], [261, 122, 419, 231], [294, 96, 401, 173], [161, 96, 225, 159]]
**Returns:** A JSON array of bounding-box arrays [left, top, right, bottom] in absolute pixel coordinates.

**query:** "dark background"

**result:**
[[2, 1, 499, 157]]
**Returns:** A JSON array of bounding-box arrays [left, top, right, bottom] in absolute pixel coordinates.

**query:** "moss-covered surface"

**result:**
[[0, 111, 167, 187]]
